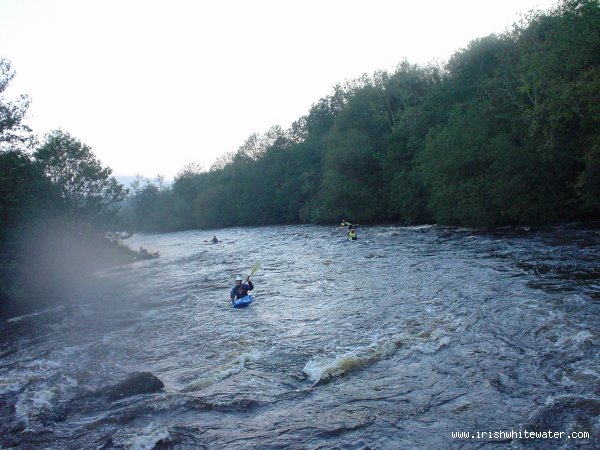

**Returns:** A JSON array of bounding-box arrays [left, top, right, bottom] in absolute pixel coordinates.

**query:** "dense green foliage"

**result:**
[[123, 0, 600, 230], [0, 61, 131, 315], [35, 130, 128, 227], [0, 59, 34, 152]]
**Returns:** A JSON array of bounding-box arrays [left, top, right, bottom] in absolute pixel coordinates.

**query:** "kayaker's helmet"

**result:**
[[235, 275, 243, 281]]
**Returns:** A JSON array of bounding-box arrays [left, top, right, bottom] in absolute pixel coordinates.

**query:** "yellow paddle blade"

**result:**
[[249, 261, 261, 277]]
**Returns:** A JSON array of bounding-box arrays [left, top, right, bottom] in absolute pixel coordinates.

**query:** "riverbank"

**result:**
[[0, 230, 139, 320]]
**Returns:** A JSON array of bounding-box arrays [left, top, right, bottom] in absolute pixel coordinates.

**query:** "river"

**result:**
[[1, 224, 599, 449]]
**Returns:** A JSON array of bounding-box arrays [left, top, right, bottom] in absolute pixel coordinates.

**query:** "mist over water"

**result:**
[[1, 224, 599, 449]]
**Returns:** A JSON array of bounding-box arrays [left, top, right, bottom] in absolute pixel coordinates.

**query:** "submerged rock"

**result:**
[[71, 371, 165, 406], [101, 372, 164, 401], [33, 372, 166, 426]]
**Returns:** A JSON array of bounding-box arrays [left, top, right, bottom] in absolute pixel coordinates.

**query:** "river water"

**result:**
[[1, 224, 599, 449]]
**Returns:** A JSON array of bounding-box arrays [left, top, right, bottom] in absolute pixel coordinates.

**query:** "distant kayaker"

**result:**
[[211, 235, 219, 244], [348, 225, 357, 240], [340, 220, 358, 240], [231, 275, 254, 301], [136, 247, 159, 259]]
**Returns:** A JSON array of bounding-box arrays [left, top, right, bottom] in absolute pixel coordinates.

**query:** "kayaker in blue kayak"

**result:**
[[231, 275, 254, 301]]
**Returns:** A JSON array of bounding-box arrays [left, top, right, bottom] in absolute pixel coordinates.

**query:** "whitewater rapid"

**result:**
[[1, 224, 598, 449]]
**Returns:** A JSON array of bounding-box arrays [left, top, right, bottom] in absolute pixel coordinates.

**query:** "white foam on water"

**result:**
[[183, 349, 263, 391], [5, 306, 63, 323], [303, 336, 401, 383], [413, 335, 451, 354], [555, 330, 593, 348], [217, 351, 257, 379], [303, 353, 363, 383], [0, 378, 23, 396], [301, 318, 454, 384], [14, 385, 55, 425], [7, 344, 86, 426], [111, 423, 170, 450]]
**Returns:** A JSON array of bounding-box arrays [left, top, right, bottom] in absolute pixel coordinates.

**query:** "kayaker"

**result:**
[[348, 225, 357, 240], [230, 275, 254, 301], [211, 235, 219, 244]]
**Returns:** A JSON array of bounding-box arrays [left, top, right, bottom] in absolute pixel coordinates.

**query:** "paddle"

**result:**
[[227, 261, 261, 304], [337, 221, 360, 230], [246, 261, 261, 281]]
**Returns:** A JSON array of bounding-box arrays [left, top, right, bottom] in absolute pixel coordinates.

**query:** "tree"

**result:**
[[193, 179, 238, 228], [34, 130, 127, 229], [317, 128, 386, 223], [170, 163, 205, 229], [0, 58, 35, 152], [512, 0, 600, 216], [418, 98, 559, 226], [0, 59, 49, 231], [126, 178, 162, 231], [0, 150, 56, 233], [210, 151, 235, 171], [236, 126, 285, 161]]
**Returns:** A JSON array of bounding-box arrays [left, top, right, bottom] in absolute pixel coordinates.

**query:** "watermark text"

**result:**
[[451, 430, 590, 441]]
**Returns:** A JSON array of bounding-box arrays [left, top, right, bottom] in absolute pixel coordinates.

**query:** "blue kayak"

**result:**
[[231, 295, 253, 308]]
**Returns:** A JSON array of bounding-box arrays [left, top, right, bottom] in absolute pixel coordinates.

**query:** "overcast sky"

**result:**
[[1, 0, 557, 179]]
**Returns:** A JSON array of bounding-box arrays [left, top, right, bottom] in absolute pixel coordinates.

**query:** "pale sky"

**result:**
[[0, 0, 557, 179]]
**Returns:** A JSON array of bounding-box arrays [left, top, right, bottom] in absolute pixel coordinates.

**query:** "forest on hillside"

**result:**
[[122, 0, 600, 231]]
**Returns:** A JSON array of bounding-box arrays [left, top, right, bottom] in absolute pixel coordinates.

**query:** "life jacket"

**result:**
[[348, 230, 357, 240]]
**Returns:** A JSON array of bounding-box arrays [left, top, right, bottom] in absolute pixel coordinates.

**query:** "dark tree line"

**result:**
[[123, 0, 600, 231], [1, 59, 129, 314]]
